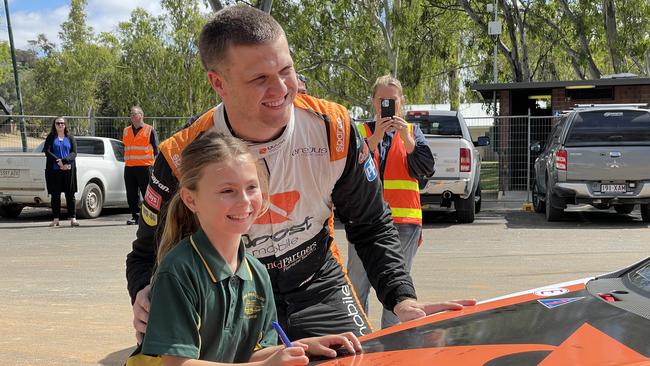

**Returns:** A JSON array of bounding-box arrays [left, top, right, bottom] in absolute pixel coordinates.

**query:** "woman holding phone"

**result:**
[[347, 75, 435, 329]]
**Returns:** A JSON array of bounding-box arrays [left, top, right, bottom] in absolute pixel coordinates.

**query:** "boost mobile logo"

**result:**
[[255, 191, 300, 224]]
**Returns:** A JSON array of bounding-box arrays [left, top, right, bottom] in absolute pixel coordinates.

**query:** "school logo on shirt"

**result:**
[[141, 205, 158, 226], [243, 292, 264, 319]]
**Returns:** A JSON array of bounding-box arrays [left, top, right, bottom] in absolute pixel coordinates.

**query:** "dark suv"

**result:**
[[531, 104, 650, 222]]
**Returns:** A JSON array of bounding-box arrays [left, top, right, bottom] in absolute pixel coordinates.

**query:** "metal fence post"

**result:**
[[526, 110, 531, 203], [88, 108, 95, 136]]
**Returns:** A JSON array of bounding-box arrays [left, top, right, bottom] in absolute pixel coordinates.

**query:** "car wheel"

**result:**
[[545, 179, 563, 222], [474, 184, 482, 214], [532, 180, 545, 213], [641, 204, 650, 223], [0, 204, 24, 218], [78, 182, 103, 219], [614, 204, 635, 215], [456, 190, 475, 223]]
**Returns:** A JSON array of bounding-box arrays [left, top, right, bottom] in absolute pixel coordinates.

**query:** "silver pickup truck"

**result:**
[[0, 136, 128, 218], [531, 104, 650, 222], [405, 110, 489, 223]]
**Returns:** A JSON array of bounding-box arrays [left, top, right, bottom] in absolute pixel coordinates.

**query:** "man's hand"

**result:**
[[297, 332, 362, 358], [394, 298, 477, 323], [133, 284, 151, 343]]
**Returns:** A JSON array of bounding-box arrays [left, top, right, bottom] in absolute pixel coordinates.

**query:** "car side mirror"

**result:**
[[530, 141, 542, 153], [474, 136, 490, 147]]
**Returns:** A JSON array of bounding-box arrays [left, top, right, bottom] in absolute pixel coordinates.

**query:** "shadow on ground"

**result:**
[[504, 208, 648, 229], [99, 346, 136, 366]]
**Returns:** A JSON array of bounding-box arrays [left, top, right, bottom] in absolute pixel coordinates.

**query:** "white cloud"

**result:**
[[0, 0, 168, 50]]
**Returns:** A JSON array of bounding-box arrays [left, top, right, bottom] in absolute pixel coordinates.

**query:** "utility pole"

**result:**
[[3, 0, 27, 151], [487, 0, 501, 115]]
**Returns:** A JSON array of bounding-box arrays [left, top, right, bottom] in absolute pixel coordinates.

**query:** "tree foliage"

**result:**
[[0, 0, 648, 119]]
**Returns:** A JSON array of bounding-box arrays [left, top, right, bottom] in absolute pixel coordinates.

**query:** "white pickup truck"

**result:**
[[405, 110, 489, 223], [0, 136, 128, 218]]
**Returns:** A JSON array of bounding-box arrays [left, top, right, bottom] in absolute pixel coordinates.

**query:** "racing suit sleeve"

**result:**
[[125, 154, 179, 303], [331, 125, 417, 312], [406, 124, 435, 179]]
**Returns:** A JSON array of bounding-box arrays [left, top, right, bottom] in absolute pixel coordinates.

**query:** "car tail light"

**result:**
[[405, 111, 429, 120], [460, 148, 471, 172], [555, 149, 567, 171]]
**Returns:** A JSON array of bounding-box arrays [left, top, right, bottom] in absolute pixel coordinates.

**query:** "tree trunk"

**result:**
[[459, 0, 521, 82], [448, 44, 460, 110], [557, 0, 601, 79], [206, 0, 223, 12], [603, 0, 621, 74]]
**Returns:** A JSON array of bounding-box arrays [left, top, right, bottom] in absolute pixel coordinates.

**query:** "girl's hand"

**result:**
[[262, 345, 308, 366]]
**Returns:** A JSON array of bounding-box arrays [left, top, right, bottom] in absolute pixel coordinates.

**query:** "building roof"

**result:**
[[471, 77, 650, 100]]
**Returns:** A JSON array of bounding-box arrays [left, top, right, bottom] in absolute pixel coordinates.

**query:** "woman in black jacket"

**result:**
[[43, 117, 79, 227]]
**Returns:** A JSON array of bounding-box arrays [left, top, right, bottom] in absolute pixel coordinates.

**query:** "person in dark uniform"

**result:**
[[122, 106, 158, 225], [43, 117, 79, 227]]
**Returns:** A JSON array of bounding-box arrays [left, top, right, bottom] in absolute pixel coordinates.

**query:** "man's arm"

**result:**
[[150, 128, 159, 156], [125, 154, 179, 302], [331, 125, 417, 311]]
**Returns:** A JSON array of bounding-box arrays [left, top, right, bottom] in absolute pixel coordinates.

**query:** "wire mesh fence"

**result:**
[[2, 113, 559, 203], [0, 115, 190, 152]]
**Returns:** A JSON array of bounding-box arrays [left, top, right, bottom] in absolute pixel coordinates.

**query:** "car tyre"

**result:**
[[532, 180, 545, 213], [78, 182, 103, 219], [0, 204, 24, 218], [456, 190, 475, 223], [614, 204, 635, 215], [641, 204, 650, 223], [474, 184, 482, 214], [545, 179, 563, 222]]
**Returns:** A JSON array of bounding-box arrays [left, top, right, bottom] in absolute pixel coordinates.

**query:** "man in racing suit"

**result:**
[[126, 5, 474, 342]]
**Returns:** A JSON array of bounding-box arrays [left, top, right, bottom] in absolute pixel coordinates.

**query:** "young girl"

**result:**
[[129, 131, 360, 366]]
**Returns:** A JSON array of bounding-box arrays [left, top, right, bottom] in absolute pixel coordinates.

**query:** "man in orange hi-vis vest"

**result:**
[[348, 75, 435, 329], [122, 106, 158, 225]]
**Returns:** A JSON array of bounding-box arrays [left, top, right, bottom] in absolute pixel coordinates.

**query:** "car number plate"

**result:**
[[0, 169, 20, 178], [601, 184, 626, 193]]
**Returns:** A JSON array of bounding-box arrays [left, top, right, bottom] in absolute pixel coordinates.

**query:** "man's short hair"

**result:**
[[199, 5, 285, 72], [130, 106, 143, 116]]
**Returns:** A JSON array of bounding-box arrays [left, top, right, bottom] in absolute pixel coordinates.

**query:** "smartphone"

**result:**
[[380, 99, 396, 118]]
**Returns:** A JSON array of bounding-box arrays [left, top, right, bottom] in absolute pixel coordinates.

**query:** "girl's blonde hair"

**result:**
[[157, 131, 269, 264]]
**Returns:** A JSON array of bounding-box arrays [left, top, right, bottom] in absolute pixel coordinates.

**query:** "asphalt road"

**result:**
[[0, 206, 647, 365]]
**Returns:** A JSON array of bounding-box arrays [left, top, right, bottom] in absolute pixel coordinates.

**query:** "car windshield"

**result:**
[[628, 261, 650, 295], [407, 115, 462, 136], [566, 110, 650, 146]]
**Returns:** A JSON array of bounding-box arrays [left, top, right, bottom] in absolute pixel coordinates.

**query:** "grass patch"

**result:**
[[480, 161, 498, 191]]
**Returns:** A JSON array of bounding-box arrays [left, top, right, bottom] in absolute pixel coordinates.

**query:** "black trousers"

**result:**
[[50, 170, 76, 219], [124, 166, 151, 217]]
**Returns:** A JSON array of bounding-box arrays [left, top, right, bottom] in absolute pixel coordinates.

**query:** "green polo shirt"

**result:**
[[141, 229, 277, 362]]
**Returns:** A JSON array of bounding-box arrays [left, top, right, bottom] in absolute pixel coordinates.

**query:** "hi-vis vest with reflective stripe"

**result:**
[[123, 124, 155, 167], [357, 122, 422, 225]]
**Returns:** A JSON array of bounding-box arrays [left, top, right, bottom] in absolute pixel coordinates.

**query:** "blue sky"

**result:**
[[0, 0, 166, 49]]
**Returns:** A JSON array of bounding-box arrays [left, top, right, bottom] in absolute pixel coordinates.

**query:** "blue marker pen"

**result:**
[[272, 321, 293, 347]]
